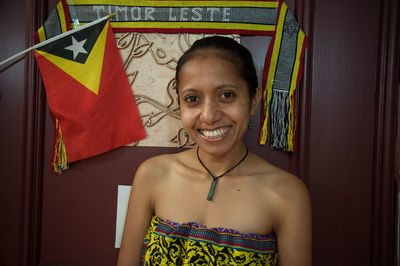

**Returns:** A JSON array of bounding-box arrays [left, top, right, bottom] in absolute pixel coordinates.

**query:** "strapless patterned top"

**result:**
[[142, 216, 277, 265]]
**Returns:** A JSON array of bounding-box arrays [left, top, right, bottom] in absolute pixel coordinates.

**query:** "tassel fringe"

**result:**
[[52, 119, 68, 173], [270, 90, 291, 150], [287, 87, 296, 151]]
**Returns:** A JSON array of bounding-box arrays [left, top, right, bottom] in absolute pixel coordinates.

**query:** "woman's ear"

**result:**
[[250, 87, 262, 115]]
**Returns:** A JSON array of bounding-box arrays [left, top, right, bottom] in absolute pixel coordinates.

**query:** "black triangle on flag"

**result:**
[[36, 19, 108, 64]]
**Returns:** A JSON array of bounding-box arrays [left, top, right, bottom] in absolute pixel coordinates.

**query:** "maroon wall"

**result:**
[[0, 0, 31, 265]]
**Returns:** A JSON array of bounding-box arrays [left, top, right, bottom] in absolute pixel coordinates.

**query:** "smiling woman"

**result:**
[[117, 36, 312, 266]]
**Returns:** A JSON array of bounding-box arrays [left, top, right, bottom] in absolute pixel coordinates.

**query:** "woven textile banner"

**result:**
[[38, 0, 307, 152]]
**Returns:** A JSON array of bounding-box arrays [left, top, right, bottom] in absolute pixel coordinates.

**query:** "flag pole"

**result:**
[[0, 14, 114, 68]]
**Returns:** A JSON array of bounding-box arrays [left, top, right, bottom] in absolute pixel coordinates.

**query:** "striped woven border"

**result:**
[[65, 0, 279, 35], [259, 1, 307, 150], [153, 216, 277, 255]]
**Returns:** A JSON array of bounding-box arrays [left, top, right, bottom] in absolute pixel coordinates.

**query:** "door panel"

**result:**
[[310, 0, 379, 264]]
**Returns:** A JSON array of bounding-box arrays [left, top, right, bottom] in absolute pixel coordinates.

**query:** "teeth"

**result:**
[[200, 127, 229, 139]]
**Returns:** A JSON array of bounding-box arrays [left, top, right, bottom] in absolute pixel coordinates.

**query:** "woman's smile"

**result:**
[[199, 126, 231, 141]]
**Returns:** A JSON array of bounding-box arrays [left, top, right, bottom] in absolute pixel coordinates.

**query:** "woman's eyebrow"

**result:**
[[179, 88, 198, 94], [180, 83, 240, 93], [215, 84, 240, 90]]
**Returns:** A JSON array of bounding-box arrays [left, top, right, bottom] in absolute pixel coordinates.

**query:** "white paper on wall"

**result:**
[[115, 185, 132, 248]]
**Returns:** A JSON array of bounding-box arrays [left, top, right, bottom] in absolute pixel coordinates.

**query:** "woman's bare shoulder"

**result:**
[[248, 155, 312, 264], [249, 152, 310, 203], [133, 149, 193, 184], [249, 153, 311, 237]]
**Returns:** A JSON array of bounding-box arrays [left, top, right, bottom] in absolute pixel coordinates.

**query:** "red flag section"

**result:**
[[34, 20, 145, 169]]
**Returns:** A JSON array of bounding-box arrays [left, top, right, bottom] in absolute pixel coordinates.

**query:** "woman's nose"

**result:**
[[199, 99, 222, 124]]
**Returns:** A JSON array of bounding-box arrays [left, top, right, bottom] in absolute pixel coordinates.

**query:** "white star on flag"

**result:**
[[65, 36, 88, 59]]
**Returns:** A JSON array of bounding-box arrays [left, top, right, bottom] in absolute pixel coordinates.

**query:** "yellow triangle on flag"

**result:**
[[35, 21, 109, 95]]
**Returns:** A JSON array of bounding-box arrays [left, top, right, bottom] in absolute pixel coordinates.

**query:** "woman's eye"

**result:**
[[184, 95, 199, 103], [220, 91, 235, 99]]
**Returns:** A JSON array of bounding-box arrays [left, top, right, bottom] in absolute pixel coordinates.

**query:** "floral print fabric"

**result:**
[[142, 216, 277, 265]]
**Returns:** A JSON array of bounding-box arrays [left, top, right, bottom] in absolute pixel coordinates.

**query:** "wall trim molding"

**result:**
[[22, 0, 48, 264], [294, 0, 315, 187], [370, 0, 400, 265]]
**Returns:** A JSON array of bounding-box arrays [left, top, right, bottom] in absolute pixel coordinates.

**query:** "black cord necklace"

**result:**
[[196, 147, 249, 201]]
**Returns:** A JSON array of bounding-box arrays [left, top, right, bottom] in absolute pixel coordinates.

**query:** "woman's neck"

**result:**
[[195, 143, 248, 177]]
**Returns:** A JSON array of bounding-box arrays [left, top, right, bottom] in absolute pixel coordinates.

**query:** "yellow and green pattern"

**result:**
[[142, 216, 278, 265]]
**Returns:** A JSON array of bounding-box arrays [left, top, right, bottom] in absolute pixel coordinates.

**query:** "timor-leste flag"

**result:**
[[34, 19, 146, 167]]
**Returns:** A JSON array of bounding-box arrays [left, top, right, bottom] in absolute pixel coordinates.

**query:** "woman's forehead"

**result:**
[[180, 50, 239, 73], [178, 55, 240, 80], [190, 48, 234, 60]]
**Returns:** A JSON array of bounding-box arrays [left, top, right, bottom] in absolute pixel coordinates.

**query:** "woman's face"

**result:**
[[178, 51, 258, 157]]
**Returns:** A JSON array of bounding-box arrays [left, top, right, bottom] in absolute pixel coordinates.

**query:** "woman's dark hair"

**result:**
[[175, 36, 258, 99]]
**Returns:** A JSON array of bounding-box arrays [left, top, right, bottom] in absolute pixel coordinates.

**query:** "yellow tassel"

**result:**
[[260, 81, 273, 144], [287, 89, 295, 152], [287, 30, 306, 152], [52, 119, 68, 173]]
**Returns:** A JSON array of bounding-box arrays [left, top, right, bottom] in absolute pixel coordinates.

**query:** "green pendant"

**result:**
[[207, 179, 218, 201], [197, 147, 249, 202]]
